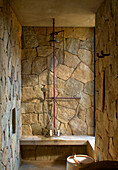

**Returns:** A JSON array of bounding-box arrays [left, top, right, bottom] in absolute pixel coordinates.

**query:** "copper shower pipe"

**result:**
[[46, 97, 81, 100], [53, 18, 56, 134], [49, 18, 81, 135]]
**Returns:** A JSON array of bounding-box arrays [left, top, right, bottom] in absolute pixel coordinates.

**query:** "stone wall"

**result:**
[[95, 0, 118, 161], [21, 27, 94, 136], [0, 0, 21, 169]]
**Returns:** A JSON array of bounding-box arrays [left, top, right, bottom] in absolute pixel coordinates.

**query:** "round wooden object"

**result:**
[[67, 154, 94, 170]]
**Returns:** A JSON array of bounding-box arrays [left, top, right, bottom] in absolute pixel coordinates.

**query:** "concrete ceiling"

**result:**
[[10, 0, 104, 27]]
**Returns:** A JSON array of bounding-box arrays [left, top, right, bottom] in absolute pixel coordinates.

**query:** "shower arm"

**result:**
[[42, 18, 81, 135]]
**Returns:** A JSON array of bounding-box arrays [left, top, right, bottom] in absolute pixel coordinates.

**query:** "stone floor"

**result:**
[[19, 160, 66, 170]]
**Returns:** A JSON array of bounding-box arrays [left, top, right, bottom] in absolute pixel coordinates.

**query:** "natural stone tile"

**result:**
[[21, 87, 37, 102], [22, 125, 32, 136], [0, 2, 21, 168], [56, 48, 64, 62], [108, 121, 114, 137], [103, 111, 109, 132], [72, 62, 94, 83], [2, 148, 10, 166], [77, 104, 86, 122], [21, 48, 37, 60], [95, 134, 101, 149], [11, 134, 16, 157], [113, 128, 118, 153], [47, 53, 59, 72], [79, 92, 92, 109], [57, 106, 75, 123], [55, 36, 66, 49], [38, 69, 53, 85], [69, 116, 87, 135], [80, 38, 94, 51], [103, 131, 109, 158], [21, 103, 35, 113], [41, 101, 48, 113], [55, 78, 65, 94], [39, 113, 49, 128], [22, 75, 38, 86], [21, 26, 94, 141], [78, 49, 92, 67], [47, 48, 64, 72], [4, 30, 9, 53], [33, 85, 44, 99], [0, 12, 4, 39], [60, 123, 72, 135], [37, 46, 53, 57], [7, 77, 11, 100], [86, 107, 94, 127], [21, 59, 32, 74], [0, 163, 5, 170], [31, 124, 42, 135], [109, 138, 117, 159], [95, 109, 101, 122], [88, 126, 94, 135], [84, 81, 94, 96], [22, 113, 38, 125], [22, 27, 39, 48], [32, 57, 47, 75], [56, 98, 78, 110], [66, 38, 80, 55], [47, 84, 58, 97], [54, 118, 60, 131], [95, 92, 101, 111], [64, 51, 80, 68], [34, 102, 43, 114], [64, 77, 83, 96], [55, 64, 74, 80]]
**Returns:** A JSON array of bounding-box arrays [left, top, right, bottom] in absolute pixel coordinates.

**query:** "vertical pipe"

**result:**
[[53, 18, 55, 41], [53, 18, 56, 135], [63, 30, 64, 64], [94, 27, 96, 136]]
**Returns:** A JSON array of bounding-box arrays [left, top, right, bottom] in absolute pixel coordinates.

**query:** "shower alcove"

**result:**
[[21, 25, 95, 161]]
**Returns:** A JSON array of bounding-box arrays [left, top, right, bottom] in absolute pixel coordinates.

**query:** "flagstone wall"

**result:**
[[0, 0, 21, 169], [21, 27, 94, 136], [95, 0, 118, 161]]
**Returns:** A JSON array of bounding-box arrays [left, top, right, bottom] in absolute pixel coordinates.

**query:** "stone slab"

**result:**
[[72, 62, 94, 83], [20, 135, 95, 150], [55, 64, 74, 80], [64, 51, 80, 68]]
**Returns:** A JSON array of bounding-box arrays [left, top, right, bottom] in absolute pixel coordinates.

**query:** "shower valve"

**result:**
[[41, 85, 47, 101]]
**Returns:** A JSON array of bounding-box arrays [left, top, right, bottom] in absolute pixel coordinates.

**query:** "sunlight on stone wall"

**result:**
[[21, 27, 94, 136]]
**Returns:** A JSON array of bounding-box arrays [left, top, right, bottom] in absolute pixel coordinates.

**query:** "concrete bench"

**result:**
[[20, 135, 95, 161]]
